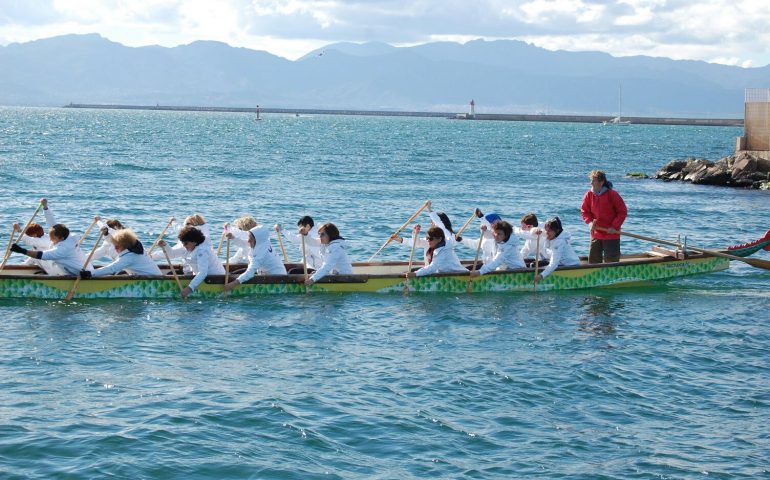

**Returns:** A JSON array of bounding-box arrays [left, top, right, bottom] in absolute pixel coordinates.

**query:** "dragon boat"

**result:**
[[0, 231, 768, 299]]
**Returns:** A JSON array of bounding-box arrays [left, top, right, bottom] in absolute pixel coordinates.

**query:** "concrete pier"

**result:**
[[62, 103, 743, 127]]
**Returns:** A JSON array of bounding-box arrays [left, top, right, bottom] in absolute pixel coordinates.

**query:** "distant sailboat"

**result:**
[[255, 105, 262, 121], [603, 85, 631, 126]]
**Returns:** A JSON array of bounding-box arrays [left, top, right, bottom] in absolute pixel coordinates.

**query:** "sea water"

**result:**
[[0, 107, 768, 478]]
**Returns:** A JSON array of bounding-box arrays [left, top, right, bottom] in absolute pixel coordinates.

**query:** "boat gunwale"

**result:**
[[0, 250, 711, 284]]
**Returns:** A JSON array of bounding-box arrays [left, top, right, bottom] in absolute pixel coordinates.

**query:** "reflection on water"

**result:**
[[578, 295, 620, 335]]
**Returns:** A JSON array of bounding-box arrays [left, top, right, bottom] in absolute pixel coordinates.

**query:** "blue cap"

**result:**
[[484, 213, 502, 225]]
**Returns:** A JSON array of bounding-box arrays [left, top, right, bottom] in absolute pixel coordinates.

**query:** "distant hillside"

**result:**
[[1, 34, 768, 117]]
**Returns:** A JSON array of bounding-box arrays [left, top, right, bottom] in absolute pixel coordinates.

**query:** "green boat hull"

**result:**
[[0, 254, 729, 299]]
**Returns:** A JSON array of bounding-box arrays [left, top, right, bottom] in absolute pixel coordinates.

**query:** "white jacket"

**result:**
[[461, 230, 496, 264], [515, 227, 547, 261], [92, 219, 120, 261], [539, 231, 582, 279], [414, 243, 466, 277], [92, 249, 162, 277], [151, 223, 215, 265], [479, 234, 526, 274], [237, 226, 287, 282], [18, 233, 66, 275], [20, 206, 66, 275], [400, 235, 429, 266], [283, 225, 322, 269], [164, 242, 225, 291], [310, 239, 353, 282], [226, 229, 252, 265], [39, 235, 92, 275], [402, 211, 459, 266]]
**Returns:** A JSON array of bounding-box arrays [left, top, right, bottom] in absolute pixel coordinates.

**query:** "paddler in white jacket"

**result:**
[[12, 198, 66, 275], [279, 215, 322, 271], [515, 213, 547, 263], [224, 216, 258, 265], [305, 223, 353, 285], [460, 211, 502, 265], [151, 214, 215, 273], [469, 220, 526, 277], [534, 217, 581, 284], [91, 216, 126, 262], [158, 226, 225, 299], [11, 222, 92, 275], [392, 201, 459, 266], [80, 229, 161, 278], [224, 225, 287, 292], [405, 225, 466, 277]]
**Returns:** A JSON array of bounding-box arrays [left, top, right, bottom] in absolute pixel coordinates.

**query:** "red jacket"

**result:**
[[581, 188, 627, 240]]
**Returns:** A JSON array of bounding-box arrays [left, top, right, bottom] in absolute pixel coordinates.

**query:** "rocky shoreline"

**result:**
[[655, 152, 770, 190]]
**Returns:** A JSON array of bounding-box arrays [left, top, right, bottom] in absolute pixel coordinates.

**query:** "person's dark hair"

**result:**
[[26, 223, 45, 238], [494, 220, 513, 242], [50, 224, 69, 240], [426, 226, 445, 242], [544, 217, 563, 238], [106, 219, 124, 230], [520, 213, 538, 227], [178, 225, 206, 246], [318, 223, 343, 241], [297, 215, 314, 228], [436, 212, 454, 234]]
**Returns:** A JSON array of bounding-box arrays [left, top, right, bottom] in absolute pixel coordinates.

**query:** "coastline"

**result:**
[[62, 103, 744, 127]]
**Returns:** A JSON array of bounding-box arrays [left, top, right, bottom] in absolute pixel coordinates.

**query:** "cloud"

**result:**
[[0, 0, 768, 66]]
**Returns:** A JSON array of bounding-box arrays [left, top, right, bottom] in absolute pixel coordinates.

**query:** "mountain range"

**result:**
[[1, 33, 768, 117]]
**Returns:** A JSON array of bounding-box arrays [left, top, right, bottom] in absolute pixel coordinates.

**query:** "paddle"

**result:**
[[160, 243, 185, 296], [404, 226, 419, 294], [368, 200, 430, 262], [1, 229, 18, 273], [1, 203, 43, 272], [301, 233, 309, 293], [597, 227, 770, 271], [534, 233, 541, 289], [216, 229, 227, 257], [64, 230, 105, 301], [76, 217, 99, 247], [148, 217, 175, 255], [466, 226, 484, 293], [223, 236, 231, 298], [275, 224, 290, 263], [455, 209, 481, 238]]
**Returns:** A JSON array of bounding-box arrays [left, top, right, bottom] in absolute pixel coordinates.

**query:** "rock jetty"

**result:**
[[656, 152, 770, 190]]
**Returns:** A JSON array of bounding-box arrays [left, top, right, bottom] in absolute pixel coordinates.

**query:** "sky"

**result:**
[[1, 0, 769, 67]]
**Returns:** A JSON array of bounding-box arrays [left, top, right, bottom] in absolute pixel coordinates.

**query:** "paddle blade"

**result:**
[[746, 257, 770, 271]]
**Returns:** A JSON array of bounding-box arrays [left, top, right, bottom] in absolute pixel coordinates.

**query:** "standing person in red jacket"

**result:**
[[581, 170, 628, 263]]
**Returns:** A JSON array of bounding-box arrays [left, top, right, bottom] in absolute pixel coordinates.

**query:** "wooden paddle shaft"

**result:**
[[534, 234, 541, 286], [404, 230, 419, 292], [466, 227, 484, 293], [161, 245, 185, 294], [65, 231, 105, 301], [301, 233, 308, 280], [598, 227, 770, 268], [1, 230, 18, 271], [76, 218, 99, 247], [148, 217, 174, 255], [455, 211, 478, 238], [216, 230, 226, 256], [223, 236, 231, 298], [276, 230, 289, 263], [368, 200, 430, 262], [1, 203, 43, 272]]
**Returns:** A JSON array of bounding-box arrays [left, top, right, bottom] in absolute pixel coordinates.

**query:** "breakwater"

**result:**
[[63, 103, 743, 127]]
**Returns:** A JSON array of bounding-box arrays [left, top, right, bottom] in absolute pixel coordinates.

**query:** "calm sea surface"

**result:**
[[0, 107, 768, 479]]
